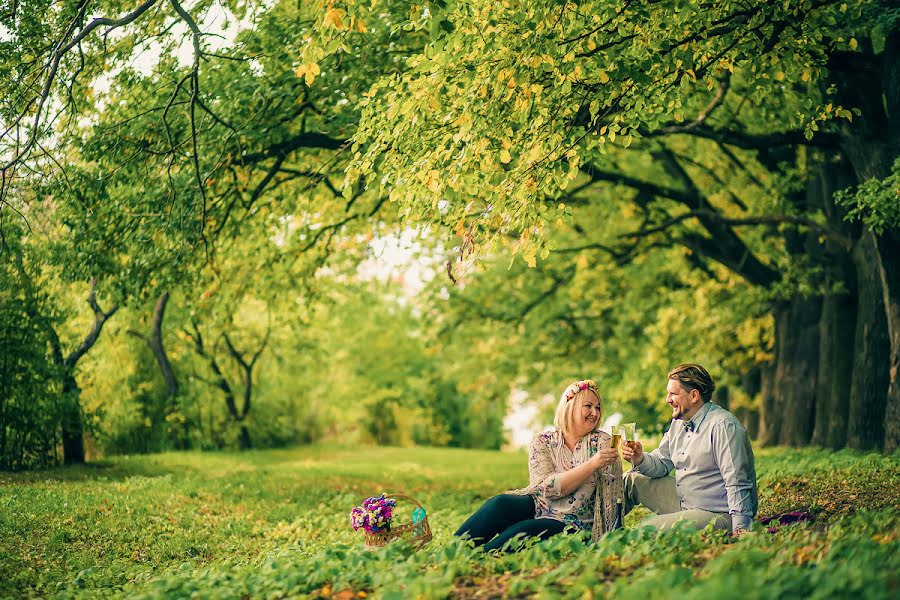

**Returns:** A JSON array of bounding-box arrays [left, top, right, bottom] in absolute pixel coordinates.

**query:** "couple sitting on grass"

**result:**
[[455, 363, 757, 552]]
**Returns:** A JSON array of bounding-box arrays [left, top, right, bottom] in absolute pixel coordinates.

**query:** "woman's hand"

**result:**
[[592, 447, 619, 470]]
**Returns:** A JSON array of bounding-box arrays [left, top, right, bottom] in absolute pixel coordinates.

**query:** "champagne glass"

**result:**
[[621, 422, 636, 452], [611, 425, 623, 450]]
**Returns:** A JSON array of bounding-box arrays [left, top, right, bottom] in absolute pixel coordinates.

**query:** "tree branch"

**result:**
[[64, 278, 119, 370]]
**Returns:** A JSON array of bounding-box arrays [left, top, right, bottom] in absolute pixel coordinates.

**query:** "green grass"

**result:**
[[0, 445, 897, 599]]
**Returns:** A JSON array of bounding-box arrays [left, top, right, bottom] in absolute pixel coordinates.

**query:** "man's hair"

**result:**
[[668, 363, 716, 403]]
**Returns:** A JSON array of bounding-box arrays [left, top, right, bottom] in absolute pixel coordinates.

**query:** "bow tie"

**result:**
[[683, 420, 695, 433]]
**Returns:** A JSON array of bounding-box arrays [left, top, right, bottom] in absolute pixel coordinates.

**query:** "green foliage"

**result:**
[[0, 446, 896, 598], [347, 0, 879, 258], [0, 226, 63, 470], [836, 158, 900, 235]]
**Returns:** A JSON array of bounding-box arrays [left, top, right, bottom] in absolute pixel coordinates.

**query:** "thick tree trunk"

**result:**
[[832, 30, 899, 451], [814, 285, 857, 449], [60, 373, 85, 465], [238, 424, 251, 451], [738, 367, 761, 439], [847, 232, 892, 450], [811, 154, 859, 448], [775, 297, 822, 446], [875, 232, 900, 452], [757, 360, 779, 446]]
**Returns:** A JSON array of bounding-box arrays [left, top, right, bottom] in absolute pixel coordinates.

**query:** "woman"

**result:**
[[454, 379, 624, 552]]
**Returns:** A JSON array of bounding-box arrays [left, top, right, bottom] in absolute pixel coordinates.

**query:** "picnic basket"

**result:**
[[362, 493, 432, 550]]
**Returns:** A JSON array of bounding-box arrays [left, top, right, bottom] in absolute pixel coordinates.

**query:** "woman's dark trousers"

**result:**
[[454, 494, 566, 552]]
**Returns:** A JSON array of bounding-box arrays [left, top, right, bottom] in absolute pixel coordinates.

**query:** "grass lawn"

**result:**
[[0, 444, 897, 599]]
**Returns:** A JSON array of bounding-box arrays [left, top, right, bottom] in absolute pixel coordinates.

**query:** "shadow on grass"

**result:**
[[0, 458, 182, 484]]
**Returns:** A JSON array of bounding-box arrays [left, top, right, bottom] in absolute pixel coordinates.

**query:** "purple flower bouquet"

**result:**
[[350, 494, 396, 534]]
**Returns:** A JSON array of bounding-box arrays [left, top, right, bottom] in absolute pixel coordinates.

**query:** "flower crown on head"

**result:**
[[562, 379, 599, 402]]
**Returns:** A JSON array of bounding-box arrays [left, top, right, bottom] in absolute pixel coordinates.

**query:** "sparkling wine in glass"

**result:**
[[622, 422, 637, 451]]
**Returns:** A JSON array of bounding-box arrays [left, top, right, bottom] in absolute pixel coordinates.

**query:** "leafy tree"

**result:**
[[349, 0, 899, 451]]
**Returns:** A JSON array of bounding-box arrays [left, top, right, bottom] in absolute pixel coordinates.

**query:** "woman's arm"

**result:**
[[556, 449, 618, 495], [528, 433, 618, 499]]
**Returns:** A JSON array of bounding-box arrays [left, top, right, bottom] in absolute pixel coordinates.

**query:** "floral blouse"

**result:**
[[511, 429, 624, 542]]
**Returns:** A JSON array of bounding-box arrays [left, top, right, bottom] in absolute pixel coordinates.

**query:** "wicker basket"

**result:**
[[362, 493, 432, 550]]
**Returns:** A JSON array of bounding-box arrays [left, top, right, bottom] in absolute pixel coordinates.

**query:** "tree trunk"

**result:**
[[239, 424, 251, 451], [832, 30, 899, 452], [60, 373, 85, 465], [811, 153, 859, 449], [128, 292, 178, 415], [150, 293, 178, 406], [814, 285, 858, 449], [875, 232, 900, 452], [775, 296, 822, 446], [53, 280, 118, 465], [757, 360, 779, 446], [847, 232, 892, 450], [738, 367, 761, 439]]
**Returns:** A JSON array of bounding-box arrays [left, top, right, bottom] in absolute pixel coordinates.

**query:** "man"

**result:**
[[621, 363, 757, 537]]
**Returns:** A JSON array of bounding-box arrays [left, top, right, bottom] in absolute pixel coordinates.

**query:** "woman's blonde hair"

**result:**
[[554, 385, 603, 440]]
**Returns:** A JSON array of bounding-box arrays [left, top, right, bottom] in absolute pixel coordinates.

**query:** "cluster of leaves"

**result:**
[[0, 222, 67, 470], [345, 0, 874, 261], [836, 157, 900, 235], [0, 444, 896, 598]]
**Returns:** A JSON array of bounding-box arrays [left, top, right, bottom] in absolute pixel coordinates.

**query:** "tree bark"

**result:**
[[128, 292, 178, 411], [775, 296, 822, 446], [52, 279, 118, 465], [222, 327, 270, 451], [847, 232, 892, 450], [756, 360, 779, 446], [814, 285, 857, 449], [875, 231, 900, 452], [60, 373, 85, 465], [832, 30, 899, 452], [809, 154, 859, 449]]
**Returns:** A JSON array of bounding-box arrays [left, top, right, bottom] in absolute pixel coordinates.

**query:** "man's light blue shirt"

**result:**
[[634, 402, 758, 531]]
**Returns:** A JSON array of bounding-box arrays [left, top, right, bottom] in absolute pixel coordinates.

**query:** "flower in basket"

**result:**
[[350, 494, 397, 534]]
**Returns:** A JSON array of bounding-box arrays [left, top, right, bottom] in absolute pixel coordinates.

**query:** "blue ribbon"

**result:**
[[412, 507, 426, 524]]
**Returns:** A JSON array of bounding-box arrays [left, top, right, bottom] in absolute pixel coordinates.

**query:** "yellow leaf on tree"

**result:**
[[294, 62, 321, 86], [849, 37, 858, 50], [355, 18, 368, 33], [598, 70, 610, 84], [499, 149, 512, 164], [324, 7, 345, 29]]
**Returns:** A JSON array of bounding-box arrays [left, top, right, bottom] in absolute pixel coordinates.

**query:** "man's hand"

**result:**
[[621, 440, 644, 466], [592, 447, 619, 470]]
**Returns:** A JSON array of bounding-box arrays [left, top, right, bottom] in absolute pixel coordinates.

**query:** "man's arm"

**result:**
[[712, 420, 757, 532], [632, 426, 674, 478]]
